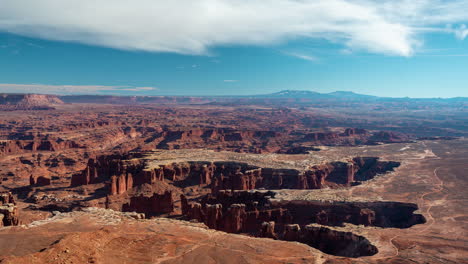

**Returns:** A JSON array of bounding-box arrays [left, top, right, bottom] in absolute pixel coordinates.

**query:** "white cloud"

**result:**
[[454, 25, 468, 40], [223, 80, 238, 83], [0, 0, 468, 57], [0, 83, 158, 95]]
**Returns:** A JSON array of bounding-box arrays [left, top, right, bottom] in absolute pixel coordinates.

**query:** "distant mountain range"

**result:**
[[253, 90, 468, 101], [1, 90, 467, 109], [251, 90, 377, 99]]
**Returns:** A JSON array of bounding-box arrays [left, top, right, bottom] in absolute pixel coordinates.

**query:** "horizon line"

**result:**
[[0, 90, 466, 100]]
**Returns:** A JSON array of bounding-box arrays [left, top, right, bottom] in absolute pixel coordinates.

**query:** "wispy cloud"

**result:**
[[283, 52, 319, 62], [223, 80, 238, 83], [25, 42, 44, 49], [115, 86, 157, 91], [0, 1, 468, 57], [0, 83, 158, 95]]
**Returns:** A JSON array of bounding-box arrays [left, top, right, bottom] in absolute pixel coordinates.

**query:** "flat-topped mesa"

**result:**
[[210, 157, 399, 191], [0, 94, 63, 110], [152, 126, 409, 153], [162, 157, 398, 191], [71, 154, 400, 195], [156, 128, 282, 151], [0, 192, 19, 227]]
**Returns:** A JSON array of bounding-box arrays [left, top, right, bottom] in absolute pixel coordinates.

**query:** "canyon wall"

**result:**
[[121, 191, 174, 217], [71, 155, 400, 195], [0, 138, 83, 156], [181, 191, 390, 257], [274, 200, 426, 228], [182, 191, 425, 232]]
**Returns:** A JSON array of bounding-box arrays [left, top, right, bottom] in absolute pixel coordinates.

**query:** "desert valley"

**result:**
[[0, 92, 466, 263]]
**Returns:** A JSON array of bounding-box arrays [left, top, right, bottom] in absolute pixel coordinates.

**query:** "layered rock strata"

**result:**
[[181, 191, 387, 257], [71, 155, 400, 195], [274, 200, 426, 228]]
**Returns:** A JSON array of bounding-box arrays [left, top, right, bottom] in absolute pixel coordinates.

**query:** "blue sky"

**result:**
[[1, 0, 468, 98]]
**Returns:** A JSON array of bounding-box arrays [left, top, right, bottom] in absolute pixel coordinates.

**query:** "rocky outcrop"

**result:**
[[205, 204, 223, 229], [343, 128, 368, 136], [29, 175, 51, 186], [260, 221, 278, 239], [182, 191, 291, 235], [0, 192, 15, 205], [122, 191, 174, 216], [181, 191, 289, 235], [109, 173, 132, 195], [223, 204, 246, 233], [283, 224, 301, 241], [71, 154, 145, 192], [0, 192, 19, 226]]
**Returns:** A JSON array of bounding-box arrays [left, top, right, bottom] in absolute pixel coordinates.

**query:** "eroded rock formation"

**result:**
[[276, 200, 426, 228], [181, 191, 291, 235], [0, 137, 83, 156], [181, 191, 386, 258], [29, 175, 51, 186], [71, 155, 400, 195], [0, 192, 19, 226], [122, 191, 174, 216]]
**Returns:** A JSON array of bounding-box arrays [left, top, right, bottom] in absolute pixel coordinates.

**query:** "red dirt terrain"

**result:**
[[0, 95, 467, 263]]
